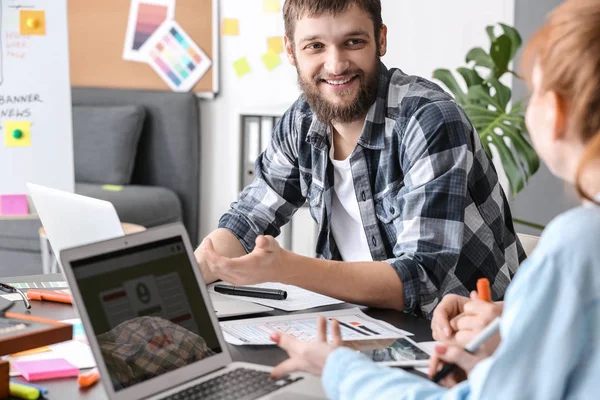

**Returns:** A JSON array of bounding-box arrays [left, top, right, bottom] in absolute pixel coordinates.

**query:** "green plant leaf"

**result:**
[[433, 69, 467, 104], [499, 23, 523, 60], [464, 85, 539, 196], [490, 35, 512, 78], [486, 25, 496, 43], [466, 47, 495, 69], [487, 131, 526, 195], [486, 78, 511, 110], [457, 67, 484, 88]]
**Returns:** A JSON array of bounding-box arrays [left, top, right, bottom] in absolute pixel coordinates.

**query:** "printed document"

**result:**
[[220, 307, 413, 345]]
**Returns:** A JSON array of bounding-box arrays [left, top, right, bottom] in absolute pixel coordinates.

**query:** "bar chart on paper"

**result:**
[[220, 308, 412, 345]]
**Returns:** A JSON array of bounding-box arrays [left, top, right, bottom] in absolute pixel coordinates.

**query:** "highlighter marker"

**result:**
[[78, 368, 100, 388], [476, 278, 492, 302], [26, 289, 72, 304], [10, 380, 48, 398], [9, 382, 40, 400]]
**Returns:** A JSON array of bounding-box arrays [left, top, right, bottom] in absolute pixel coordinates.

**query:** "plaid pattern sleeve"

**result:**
[[384, 100, 481, 315], [97, 316, 215, 390], [218, 102, 311, 253]]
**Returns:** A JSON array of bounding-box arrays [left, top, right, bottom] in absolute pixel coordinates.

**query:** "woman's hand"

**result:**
[[450, 292, 503, 354], [431, 294, 470, 341], [270, 317, 343, 379], [427, 343, 486, 388]]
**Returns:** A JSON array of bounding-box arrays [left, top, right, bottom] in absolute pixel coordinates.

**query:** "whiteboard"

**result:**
[[0, 0, 74, 195]]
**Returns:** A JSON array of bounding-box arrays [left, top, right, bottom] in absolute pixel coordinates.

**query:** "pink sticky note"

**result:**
[[13, 358, 79, 381], [0, 194, 29, 215]]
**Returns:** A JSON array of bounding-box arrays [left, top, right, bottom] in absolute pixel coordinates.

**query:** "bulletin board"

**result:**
[[0, 0, 74, 197], [67, 0, 218, 95]]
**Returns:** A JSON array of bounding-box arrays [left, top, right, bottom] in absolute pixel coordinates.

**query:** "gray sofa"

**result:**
[[0, 88, 200, 276]]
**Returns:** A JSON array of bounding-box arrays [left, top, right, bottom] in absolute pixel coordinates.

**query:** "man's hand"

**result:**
[[431, 294, 470, 342], [200, 235, 286, 285], [270, 317, 342, 378], [427, 342, 486, 388], [449, 292, 503, 354]]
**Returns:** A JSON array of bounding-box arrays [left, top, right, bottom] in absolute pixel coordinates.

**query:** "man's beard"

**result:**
[[297, 59, 381, 125]]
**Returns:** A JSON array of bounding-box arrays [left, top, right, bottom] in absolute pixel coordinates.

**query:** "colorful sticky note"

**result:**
[[13, 358, 79, 381], [264, 0, 280, 13], [11, 346, 51, 357], [19, 10, 46, 36], [4, 121, 32, 147], [267, 36, 284, 54], [261, 50, 281, 71], [0, 195, 29, 216], [233, 57, 252, 77], [222, 18, 239, 36], [101, 184, 124, 192]]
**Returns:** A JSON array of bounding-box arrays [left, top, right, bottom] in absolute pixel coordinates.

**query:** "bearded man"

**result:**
[[195, 0, 525, 318]]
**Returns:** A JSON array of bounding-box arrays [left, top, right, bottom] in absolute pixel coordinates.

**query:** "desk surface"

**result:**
[[3, 274, 432, 399]]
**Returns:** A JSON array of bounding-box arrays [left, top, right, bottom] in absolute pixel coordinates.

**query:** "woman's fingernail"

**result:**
[[434, 345, 447, 354]]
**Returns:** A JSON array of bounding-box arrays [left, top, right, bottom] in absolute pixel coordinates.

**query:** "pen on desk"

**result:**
[[9, 381, 40, 400], [78, 367, 100, 388], [26, 289, 72, 304], [476, 278, 492, 302], [10, 380, 48, 398], [214, 284, 287, 300], [432, 317, 501, 383]]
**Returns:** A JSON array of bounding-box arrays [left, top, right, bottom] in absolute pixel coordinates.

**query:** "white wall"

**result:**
[[199, 0, 515, 239]]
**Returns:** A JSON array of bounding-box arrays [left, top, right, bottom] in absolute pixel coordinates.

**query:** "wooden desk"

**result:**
[[3, 274, 433, 399]]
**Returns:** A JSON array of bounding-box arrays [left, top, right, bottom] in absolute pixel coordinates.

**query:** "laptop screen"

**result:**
[[70, 236, 222, 392]]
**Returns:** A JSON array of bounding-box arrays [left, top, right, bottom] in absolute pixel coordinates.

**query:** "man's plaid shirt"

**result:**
[[219, 63, 525, 317]]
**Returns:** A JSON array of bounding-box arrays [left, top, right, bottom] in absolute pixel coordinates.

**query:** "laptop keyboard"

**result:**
[[162, 368, 302, 400]]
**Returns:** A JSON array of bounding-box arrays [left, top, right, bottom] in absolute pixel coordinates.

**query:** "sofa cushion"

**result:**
[[0, 218, 43, 252], [73, 105, 146, 185], [75, 184, 182, 229]]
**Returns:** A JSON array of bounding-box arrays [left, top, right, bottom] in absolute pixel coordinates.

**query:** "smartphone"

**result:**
[[359, 336, 431, 367]]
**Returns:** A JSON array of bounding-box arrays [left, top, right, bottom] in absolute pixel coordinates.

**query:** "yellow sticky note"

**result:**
[[20, 10, 46, 36], [4, 121, 31, 147], [222, 18, 239, 36], [11, 346, 51, 357], [264, 0, 280, 13], [233, 57, 251, 77], [267, 36, 284, 54], [102, 184, 124, 192], [261, 50, 281, 71]]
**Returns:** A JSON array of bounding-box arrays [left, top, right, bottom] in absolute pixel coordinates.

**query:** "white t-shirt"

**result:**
[[329, 144, 373, 262]]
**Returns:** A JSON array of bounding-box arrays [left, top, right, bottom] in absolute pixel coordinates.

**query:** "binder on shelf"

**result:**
[[240, 114, 279, 190]]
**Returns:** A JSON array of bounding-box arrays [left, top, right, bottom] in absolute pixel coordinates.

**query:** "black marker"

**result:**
[[214, 284, 287, 300]]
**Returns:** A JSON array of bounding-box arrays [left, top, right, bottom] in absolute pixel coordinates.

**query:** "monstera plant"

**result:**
[[433, 23, 540, 198]]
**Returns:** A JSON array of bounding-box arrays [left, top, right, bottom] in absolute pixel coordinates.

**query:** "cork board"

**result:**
[[68, 0, 216, 94]]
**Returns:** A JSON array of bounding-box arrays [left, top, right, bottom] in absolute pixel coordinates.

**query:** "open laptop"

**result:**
[[60, 223, 326, 400], [27, 183, 272, 318]]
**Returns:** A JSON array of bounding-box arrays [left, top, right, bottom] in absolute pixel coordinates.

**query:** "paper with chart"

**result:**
[[207, 282, 344, 311], [220, 308, 413, 345], [123, 0, 175, 62]]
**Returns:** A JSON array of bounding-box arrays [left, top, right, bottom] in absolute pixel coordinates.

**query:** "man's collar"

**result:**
[[305, 62, 390, 151]]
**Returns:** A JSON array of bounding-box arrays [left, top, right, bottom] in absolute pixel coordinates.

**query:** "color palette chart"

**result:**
[[133, 3, 168, 50], [140, 20, 211, 92], [123, 0, 175, 62]]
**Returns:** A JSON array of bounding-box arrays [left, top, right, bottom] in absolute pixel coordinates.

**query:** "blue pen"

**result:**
[[10, 379, 49, 398]]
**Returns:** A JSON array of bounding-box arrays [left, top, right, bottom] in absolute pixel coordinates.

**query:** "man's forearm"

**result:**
[[279, 251, 405, 311], [194, 228, 246, 284]]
